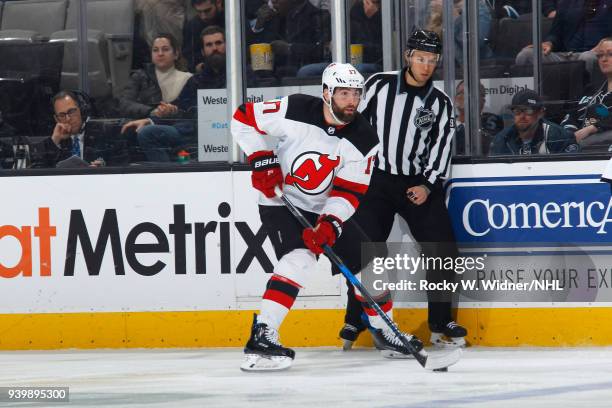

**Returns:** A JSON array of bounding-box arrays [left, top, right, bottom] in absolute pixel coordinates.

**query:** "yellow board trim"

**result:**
[[1, 308, 612, 350]]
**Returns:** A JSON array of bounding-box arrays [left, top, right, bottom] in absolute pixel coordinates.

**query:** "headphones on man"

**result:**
[[51, 89, 93, 120]]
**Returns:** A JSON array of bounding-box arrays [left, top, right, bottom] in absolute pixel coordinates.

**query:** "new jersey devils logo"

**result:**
[[285, 152, 340, 195]]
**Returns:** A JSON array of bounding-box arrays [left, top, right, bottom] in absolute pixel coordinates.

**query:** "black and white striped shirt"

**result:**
[[358, 68, 455, 188]]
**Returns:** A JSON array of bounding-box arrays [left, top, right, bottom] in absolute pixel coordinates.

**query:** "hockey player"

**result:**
[[231, 62, 423, 371], [335, 29, 468, 351]]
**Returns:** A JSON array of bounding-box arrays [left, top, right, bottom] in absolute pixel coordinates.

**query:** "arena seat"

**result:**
[[0, 0, 67, 42], [50, 29, 111, 99], [69, 0, 134, 95], [493, 16, 553, 58], [51, 0, 134, 99]]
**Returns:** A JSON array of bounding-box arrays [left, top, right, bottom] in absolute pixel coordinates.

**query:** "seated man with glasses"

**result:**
[[562, 37, 612, 151], [30, 91, 105, 168], [490, 89, 579, 155]]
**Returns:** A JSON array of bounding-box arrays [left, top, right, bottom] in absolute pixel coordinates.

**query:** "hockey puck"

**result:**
[[433, 367, 448, 372]]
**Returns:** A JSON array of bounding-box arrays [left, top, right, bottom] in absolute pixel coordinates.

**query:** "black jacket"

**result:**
[[349, 1, 382, 65], [160, 65, 258, 137], [490, 119, 579, 155], [118, 64, 163, 119], [247, 0, 331, 68], [31, 125, 129, 168], [174, 65, 258, 115], [173, 65, 226, 119], [562, 81, 612, 132], [30, 137, 75, 168], [182, 13, 225, 73], [546, 0, 612, 52]]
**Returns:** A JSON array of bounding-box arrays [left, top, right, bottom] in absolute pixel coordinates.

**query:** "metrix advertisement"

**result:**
[[0, 172, 341, 314]]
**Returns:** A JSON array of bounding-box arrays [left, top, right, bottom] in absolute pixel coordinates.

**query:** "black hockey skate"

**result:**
[[241, 314, 295, 372], [430, 321, 468, 348], [371, 328, 424, 359]]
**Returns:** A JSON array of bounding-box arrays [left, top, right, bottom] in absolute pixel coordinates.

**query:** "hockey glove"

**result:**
[[302, 214, 343, 255], [248, 150, 283, 198]]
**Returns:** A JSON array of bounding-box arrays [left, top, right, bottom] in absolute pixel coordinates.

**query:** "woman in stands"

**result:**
[[118, 33, 192, 119], [562, 37, 612, 149]]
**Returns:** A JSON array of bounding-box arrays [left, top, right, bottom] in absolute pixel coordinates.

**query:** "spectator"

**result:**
[[183, 0, 225, 73], [31, 91, 105, 168], [454, 80, 504, 155], [121, 27, 240, 162], [247, 0, 331, 76], [562, 37, 612, 148], [291, 0, 382, 78], [119, 34, 193, 119], [490, 89, 579, 155], [493, 1, 558, 19], [180, 26, 234, 94], [349, 0, 383, 73], [515, 0, 612, 78], [427, 0, 494, 65], [190, 24, 226, 74], [132, 0, 187, 69]]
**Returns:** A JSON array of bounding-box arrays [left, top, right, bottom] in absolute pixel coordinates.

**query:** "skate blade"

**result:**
[[380, 349, 415, 359], [421, 348, 462, 370], [240, 354, 293, 372], [430, 333, 467, 349], [342, 339, 355, 351]]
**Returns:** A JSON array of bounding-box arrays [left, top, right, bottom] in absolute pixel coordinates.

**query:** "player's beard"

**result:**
[[331, 98, 357, 123]]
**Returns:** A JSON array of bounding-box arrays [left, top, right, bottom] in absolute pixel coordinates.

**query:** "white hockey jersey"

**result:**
[[231, 94, 380, 222]]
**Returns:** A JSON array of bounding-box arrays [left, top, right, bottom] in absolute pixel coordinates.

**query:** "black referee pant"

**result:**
[[333, 168, 458, 330]]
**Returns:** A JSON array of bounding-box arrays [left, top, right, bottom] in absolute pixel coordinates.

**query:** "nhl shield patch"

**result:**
[[414, 107, 435, 130]]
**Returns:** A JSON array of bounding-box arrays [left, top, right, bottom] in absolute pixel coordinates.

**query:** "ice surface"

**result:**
[[1, 347, 612, 407]]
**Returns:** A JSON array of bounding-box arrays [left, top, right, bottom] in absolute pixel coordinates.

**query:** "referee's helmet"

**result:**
[[406, 29, 442, 55]]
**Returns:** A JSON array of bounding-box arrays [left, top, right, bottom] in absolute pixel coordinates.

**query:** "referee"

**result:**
[[334, 29, 467, 352]]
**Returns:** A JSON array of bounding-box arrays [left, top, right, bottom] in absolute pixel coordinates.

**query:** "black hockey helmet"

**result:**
[[406, 29, 442, 55]]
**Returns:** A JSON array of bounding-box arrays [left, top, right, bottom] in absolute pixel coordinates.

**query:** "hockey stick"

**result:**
[[274, 187, 461, 370]]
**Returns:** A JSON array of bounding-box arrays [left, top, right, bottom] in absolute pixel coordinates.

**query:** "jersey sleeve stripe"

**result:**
[[333, 176, 369, 194], [233, 102, 266, 135], [329, 189, 360, 209]]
